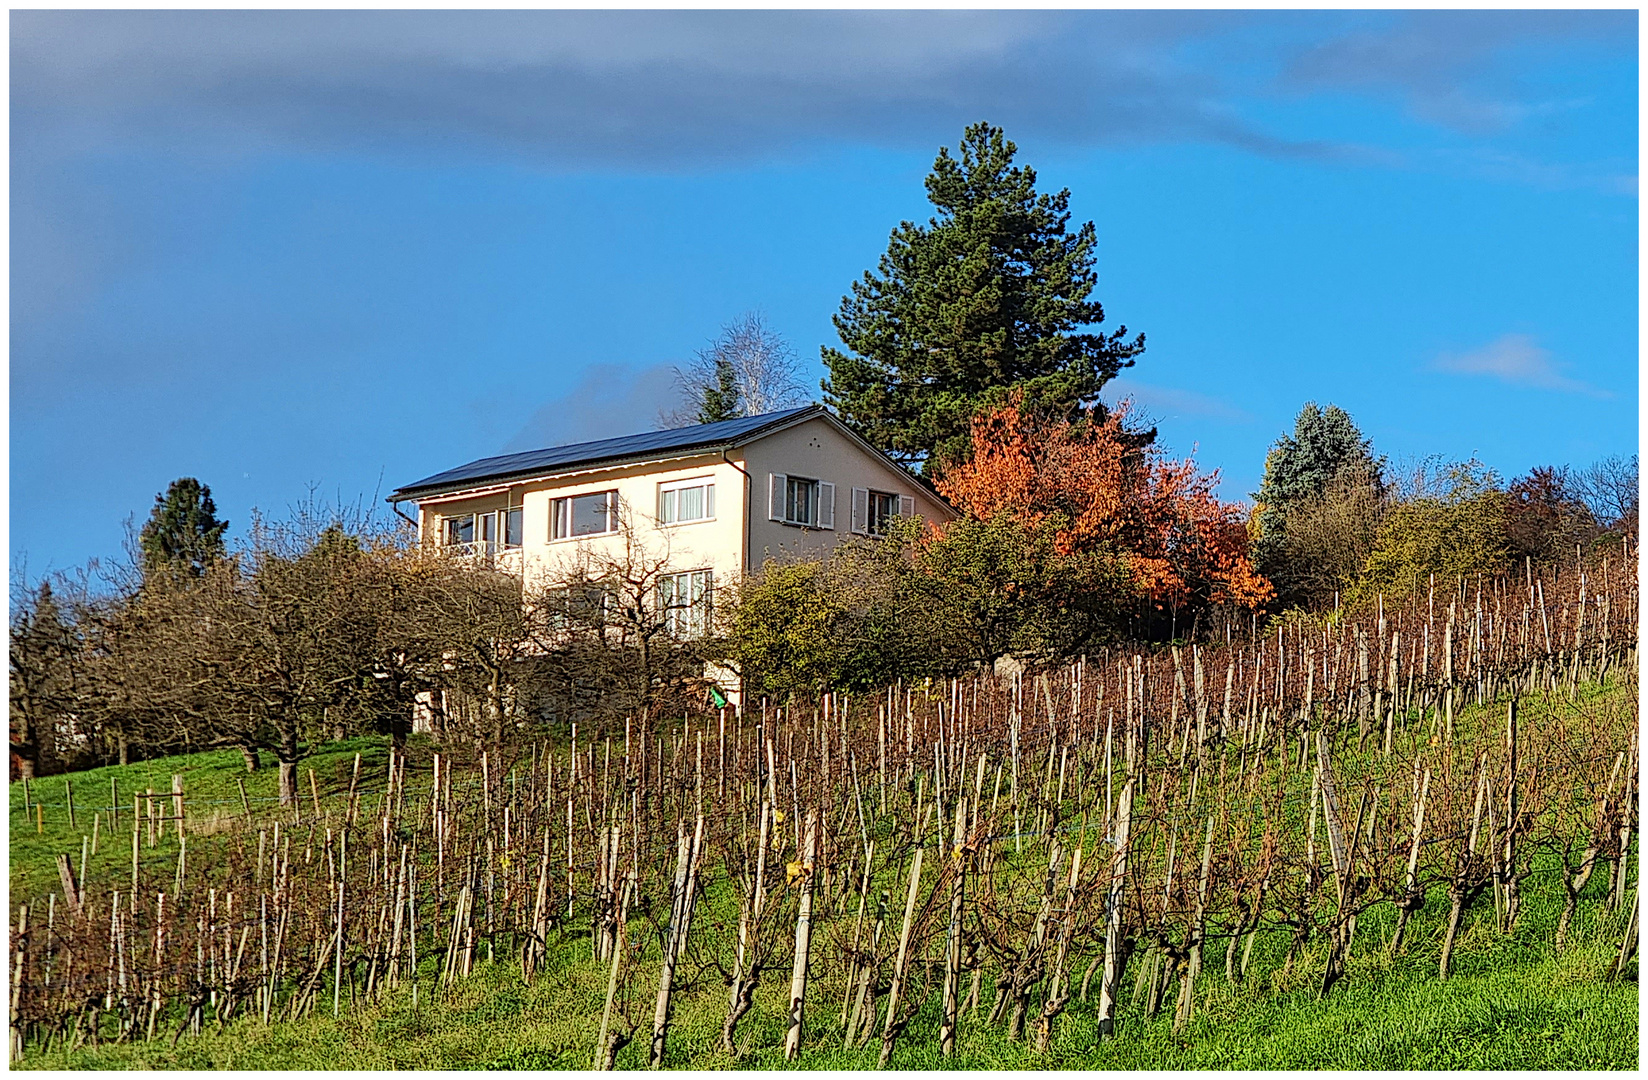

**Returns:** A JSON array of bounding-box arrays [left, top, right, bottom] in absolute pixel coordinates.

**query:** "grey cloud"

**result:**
[[10, 10, 1348, 170], [505, 363, 683, 454]]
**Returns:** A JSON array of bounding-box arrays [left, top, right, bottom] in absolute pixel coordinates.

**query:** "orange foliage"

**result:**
[[936, 397, 1274, 610]]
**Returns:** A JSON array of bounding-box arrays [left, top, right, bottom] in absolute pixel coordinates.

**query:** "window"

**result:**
[[546, 582, 611, 631], [658, 479, 715, 525], [768, 473, 835, 529], [444, 514, 474, 547], [786, 477, 818, 525], [659, 569, 713, 639], [443, 508, 524, 553], [552, 490, 618, 540], [867, 491, 898, 535], [851, 488, 916, 536]]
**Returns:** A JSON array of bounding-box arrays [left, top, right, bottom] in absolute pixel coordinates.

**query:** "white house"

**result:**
[[388, 405, 954, 642]]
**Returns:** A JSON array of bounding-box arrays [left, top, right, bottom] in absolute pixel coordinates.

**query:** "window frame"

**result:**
[[657, 476, 717, 527], [785, 476, 819, 527], [866, 489, 900, 537], [442, 507, 524, 554], [551, 489, 621, 542], [658, 568, 714, 639]]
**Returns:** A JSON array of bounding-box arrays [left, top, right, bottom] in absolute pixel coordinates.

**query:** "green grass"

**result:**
[[15, 921, 1635, 1070]]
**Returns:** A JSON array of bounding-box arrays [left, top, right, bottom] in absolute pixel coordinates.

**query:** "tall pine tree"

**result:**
[[823, 122, 1144, 475], [139, 477, 229, 580]]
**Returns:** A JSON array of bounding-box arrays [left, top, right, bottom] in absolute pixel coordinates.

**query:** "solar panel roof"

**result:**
[[389, 405, 821, 500]]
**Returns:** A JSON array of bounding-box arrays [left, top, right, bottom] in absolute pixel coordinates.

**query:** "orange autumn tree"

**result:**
[[936, 396, 1273, 612]]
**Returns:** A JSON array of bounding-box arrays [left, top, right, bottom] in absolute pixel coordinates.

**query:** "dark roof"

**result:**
[[389, 405, 821, 501]]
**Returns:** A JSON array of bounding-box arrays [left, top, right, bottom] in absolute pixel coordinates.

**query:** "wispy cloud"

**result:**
[[1279, 10, 1631, 135], [504, 363, 681, 453], [1433, 333, 1611, 397], [1105, 377, 1255, 423]]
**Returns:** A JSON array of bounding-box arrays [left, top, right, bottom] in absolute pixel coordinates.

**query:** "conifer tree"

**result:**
[[823, 122, 1144, 475], [698, 359, 742, 424], [1252, 403, 1382, 594], [139, 477, 229, 579]]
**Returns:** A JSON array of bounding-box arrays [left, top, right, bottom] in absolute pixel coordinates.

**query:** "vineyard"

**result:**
[[9, 564, 1639, 1068]]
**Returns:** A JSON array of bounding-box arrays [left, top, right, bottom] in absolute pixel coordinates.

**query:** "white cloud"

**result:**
[[1104, 377, 1254, 423], [1433, 333, 1610, 397]]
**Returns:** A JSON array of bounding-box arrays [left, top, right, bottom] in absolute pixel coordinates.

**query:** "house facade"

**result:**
[[387, 406, 954, 643]]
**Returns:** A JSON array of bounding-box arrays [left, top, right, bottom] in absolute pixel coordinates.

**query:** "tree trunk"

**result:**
[[240, 745, 261, 773], [277, 726, 300, 807]]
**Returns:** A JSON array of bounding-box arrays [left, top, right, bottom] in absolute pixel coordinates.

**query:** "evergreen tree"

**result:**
[[697, 358, 742, 424], [1252, 403, 1382, 591], [9, 581, 77, 778], [139, 477, 229, 579], [823, 122, 1144, 475]]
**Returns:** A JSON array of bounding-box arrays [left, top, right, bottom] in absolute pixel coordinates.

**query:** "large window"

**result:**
[[443, 507, 523, 553], [444, 514, 474, 547], [658, 479, 715, 525], [552, 490, 619, 540], [659, 569, 713, 639]]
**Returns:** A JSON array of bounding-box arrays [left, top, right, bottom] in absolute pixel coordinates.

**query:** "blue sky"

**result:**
[[10, 10, 1638, 576]]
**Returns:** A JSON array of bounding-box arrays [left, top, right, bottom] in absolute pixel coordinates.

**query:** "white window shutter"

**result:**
[[899, 495, 916, 520], [818, 482, 836, 529], [851, 487, 870, 534], [769, 473, 786, 521]]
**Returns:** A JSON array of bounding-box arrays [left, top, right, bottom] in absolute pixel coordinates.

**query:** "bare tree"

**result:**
[[1570, 454, 1638, 539], [525, 512, 719, 731], [664, 312, 810, 426], [1275, 462, 1387, 610]]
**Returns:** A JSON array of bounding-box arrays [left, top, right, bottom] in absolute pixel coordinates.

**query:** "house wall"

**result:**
[[739, 414, 954, 568], [415, 452, 751, 593]]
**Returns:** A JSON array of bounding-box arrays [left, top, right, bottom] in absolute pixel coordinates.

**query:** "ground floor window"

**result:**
[[659, 569, 713, 639]]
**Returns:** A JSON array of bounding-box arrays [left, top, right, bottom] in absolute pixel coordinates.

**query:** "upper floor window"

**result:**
[[868, 490, 899, 535], [851, 487, 916, 537], [658, 479, 715, 525], [786, 477, 818, 526], [769, 473, 835, 529], [444, 514, 474, 547], [552, 490, 618, 540], [443, 507, 523, 552]]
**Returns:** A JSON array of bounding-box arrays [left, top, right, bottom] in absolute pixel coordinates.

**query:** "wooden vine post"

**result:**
[[783, 809, 818, 1061]]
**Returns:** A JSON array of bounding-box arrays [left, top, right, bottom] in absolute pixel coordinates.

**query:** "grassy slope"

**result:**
[[10, 737, 400, 906], [11, 684, 1638, 1070]]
